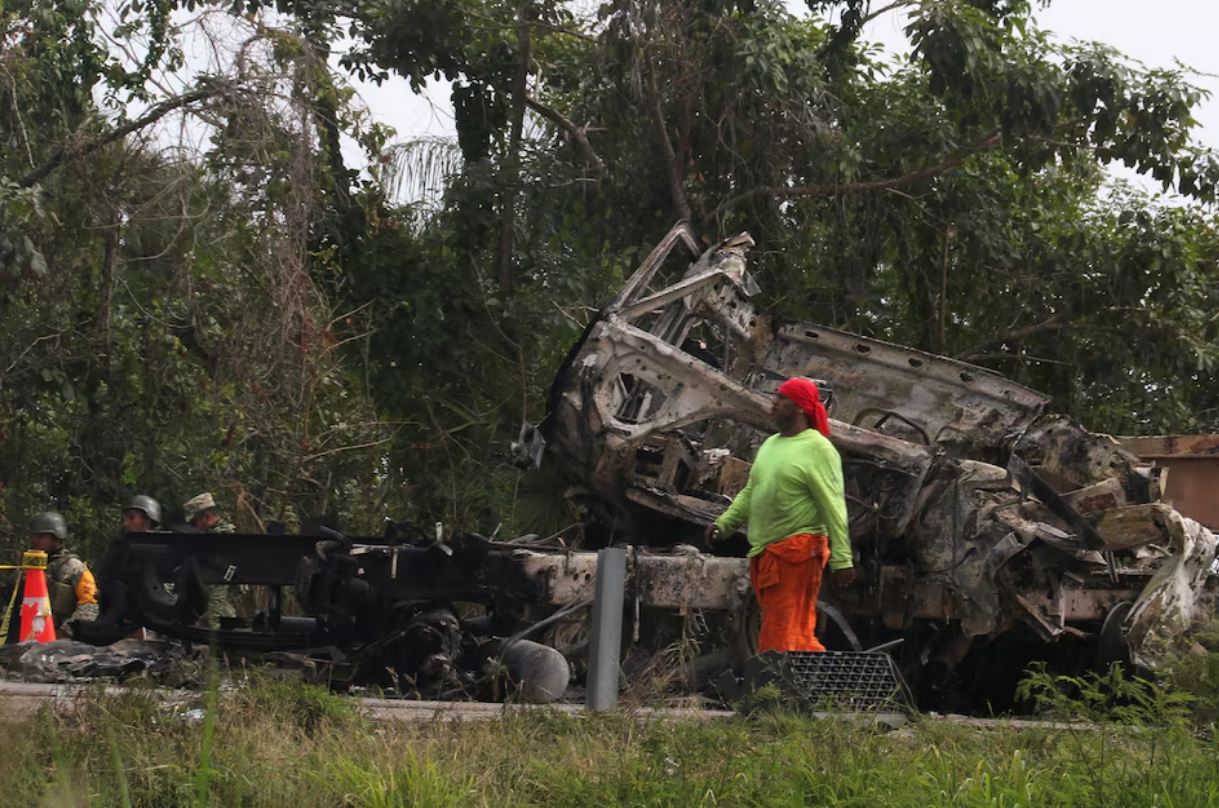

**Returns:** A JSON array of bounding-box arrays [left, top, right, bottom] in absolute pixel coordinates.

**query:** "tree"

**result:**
[[0, 1, 398, 556]]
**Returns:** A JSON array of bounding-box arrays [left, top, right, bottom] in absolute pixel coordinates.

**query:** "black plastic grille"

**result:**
[[769, 650, 911, 712]]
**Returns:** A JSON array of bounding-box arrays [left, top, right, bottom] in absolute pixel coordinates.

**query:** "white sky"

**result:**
[[339, 0, 1219, 200]]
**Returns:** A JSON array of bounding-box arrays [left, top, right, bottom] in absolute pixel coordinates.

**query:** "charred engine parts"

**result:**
[[77, 527, 574, 701], [75, 526, 755, 703]]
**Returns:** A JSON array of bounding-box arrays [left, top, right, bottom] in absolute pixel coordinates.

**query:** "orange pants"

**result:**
[[750, 533, 829, 653]]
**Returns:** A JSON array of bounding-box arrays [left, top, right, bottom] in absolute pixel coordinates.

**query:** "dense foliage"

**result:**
[[2, 0, 1217, 559]]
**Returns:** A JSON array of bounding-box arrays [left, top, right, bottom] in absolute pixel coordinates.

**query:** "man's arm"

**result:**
[[713, 474, 754, 538], [806, 443, 852, 571]]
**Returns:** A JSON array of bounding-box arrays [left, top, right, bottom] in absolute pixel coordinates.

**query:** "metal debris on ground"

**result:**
[[0, 639, 197, 684], [723, 650, 914, 714], [776, 651, 913, 712]]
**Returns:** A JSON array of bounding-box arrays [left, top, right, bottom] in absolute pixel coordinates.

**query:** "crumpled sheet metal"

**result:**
[[1092, 504, 1179, 551], [567, 315, 937, 534], [909, 452, 1216, 657], [543, 222, 1219, 670], [758, 324, 1050, 452], [579, 317, 775, 443], [0, 639, 191, 683], [903, 460, 1014, 638], [1123, 512, 1218, 667], [1015, 415, 1154, 501]]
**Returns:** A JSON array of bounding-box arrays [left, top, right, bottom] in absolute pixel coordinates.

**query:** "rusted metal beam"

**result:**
[[1118, 435, 1219, 459], [1118, 435, 1219, 530], [513, 549, 750, 611]]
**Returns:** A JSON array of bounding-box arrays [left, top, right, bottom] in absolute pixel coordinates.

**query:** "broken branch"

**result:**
[[19, 82, 233, 188], [860, 0, 919, 26], [649, 73, 693, 223], [956, 305, 1148, 362], [712, 130, 1002, 219], [955, 314, 1068, 362], [526, 95, 606, 177]]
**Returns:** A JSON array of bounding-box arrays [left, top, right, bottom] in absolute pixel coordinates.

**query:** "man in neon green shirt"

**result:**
[[705, 378, 855, 652]]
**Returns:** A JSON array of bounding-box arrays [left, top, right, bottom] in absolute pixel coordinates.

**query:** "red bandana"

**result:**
[[777, 378, 830, 438]]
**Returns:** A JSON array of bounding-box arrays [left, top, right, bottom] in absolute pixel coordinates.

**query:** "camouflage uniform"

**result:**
[[46, 547, 100, 635], [202, 517, 238, 625], [22, 513, 98, 637], [183, 493, 240, 628]]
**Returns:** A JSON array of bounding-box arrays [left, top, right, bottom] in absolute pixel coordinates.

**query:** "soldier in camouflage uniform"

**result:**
[[28, 512, 100, 636], [183, 493, 238, 627]]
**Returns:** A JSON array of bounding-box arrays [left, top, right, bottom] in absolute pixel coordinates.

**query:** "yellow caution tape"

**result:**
[[0, 567, 23, 641]]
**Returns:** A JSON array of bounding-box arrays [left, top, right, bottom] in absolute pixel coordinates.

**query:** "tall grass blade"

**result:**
[[194, 646, 221, 807], [108, 724, 132, 808]]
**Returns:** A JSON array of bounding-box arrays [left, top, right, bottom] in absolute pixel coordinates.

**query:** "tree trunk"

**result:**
[[648, 71, 692, 224], [496, 6, 531, 296], [98, 215, 119, 374]]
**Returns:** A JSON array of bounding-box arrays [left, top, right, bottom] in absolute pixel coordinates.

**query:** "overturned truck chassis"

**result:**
[[76, 524, 759, 701]]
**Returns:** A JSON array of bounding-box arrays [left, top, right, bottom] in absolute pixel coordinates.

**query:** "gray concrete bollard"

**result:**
[[586, 546, 627, 711]]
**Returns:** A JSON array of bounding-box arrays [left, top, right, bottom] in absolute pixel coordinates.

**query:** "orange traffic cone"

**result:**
[[19, 550, 56, 643]]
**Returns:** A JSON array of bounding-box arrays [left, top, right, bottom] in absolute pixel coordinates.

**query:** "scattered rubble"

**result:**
[[0, 638, 197, 684]]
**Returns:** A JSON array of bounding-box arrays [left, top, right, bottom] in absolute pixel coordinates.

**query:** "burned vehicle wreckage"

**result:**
[[75, 224, 1217, 710]]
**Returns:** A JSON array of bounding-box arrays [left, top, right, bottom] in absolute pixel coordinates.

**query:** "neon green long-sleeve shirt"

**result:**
[[714, 429, 853, 570]]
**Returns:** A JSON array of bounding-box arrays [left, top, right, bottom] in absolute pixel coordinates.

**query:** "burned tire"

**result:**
[[1097, 601, 1133, 673]]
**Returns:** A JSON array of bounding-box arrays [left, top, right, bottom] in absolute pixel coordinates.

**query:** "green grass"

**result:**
[[3, 665, 1219, 808]]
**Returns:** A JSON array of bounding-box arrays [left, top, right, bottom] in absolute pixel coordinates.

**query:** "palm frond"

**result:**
[[382, 136, 463, 209]]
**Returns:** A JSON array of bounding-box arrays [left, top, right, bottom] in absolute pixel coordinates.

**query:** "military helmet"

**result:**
[[29, 512, 67, 541], [124, 494, 162, 528]]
